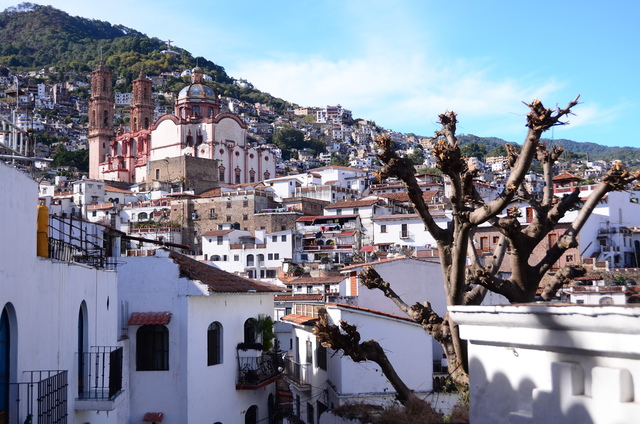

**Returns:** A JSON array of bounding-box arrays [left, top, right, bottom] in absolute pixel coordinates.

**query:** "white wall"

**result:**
[[0, 162, 125, 424], [451, 304, 640, 424]]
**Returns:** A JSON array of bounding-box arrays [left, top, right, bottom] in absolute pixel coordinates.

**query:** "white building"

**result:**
[[282, 302, 433, 424], [201, 228, 295, 284], [117, 250, 284, 423], [1, 161, 127, 423]]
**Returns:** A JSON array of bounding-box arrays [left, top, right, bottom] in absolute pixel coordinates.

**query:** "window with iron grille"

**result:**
[[136, 325, 169, 371], [316, 344, 327, 370]]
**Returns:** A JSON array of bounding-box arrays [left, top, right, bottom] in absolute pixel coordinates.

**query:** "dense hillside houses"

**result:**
[[3, 39, 640, 424]]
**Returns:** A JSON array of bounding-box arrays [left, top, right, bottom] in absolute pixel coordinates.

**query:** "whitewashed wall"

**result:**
[[450, 304, 640, 424]]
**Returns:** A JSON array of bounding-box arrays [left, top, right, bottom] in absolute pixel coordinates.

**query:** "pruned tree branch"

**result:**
[[539, 265, 586, 301], [314, 312, 424, 406]]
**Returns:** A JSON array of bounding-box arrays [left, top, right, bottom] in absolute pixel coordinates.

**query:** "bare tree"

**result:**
[[315, 97, 640, 399]]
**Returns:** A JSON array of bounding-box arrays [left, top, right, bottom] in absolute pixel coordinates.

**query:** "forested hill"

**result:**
[[458, 134, 640, 162], [0, 3, 290, 111]]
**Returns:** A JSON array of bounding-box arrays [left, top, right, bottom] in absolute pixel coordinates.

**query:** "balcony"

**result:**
[[283, 358, 311, 391], [236, 349, 284, 390], [9, 370, 68, 424], [399, 230, 413, 239], [76, 346, 124, 411]]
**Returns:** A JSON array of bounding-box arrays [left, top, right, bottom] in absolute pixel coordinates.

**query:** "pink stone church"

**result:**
[[88, 63, 275, 188]]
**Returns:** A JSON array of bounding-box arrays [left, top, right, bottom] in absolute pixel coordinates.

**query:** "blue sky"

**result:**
[[16, 0, 640, 147]]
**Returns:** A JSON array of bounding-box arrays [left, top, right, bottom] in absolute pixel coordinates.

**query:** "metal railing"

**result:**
[[283, 358, 310, 389], [236, 351, 283, 389], [9, 370, 68, 424], [77, 347, 123, 401]]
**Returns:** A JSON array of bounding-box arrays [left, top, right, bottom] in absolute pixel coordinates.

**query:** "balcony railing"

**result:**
[[9, 370, 68, 424], [283, 358, 310, 390], [399, 230, 412, 239], [76, 346, 123, 409], [236, 350, 284, 390]]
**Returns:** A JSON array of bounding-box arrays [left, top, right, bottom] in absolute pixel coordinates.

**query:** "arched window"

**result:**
[[235, 167, 241, 184], [136, 325, 169, 371], [211, 255, 221, 261], [245, 405, 258, 424], [246, 254, 255, 267], [219, 166, 226, 182], [264, 171, 270, 180], [249, 169, 256, 183], [600, 296, 614, 305], [244, 318, 257, 344], [77, 303, 88, 396], [138, 212, 148, 220], [144, 117, 149, 129], [257, 254, 264, 264], [207, 322, 223, 366], [0, 307, 11, 422], [103, 110, 109, 126]]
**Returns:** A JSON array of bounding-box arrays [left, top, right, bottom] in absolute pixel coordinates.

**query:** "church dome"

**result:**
[[178, 83, 217, 101]]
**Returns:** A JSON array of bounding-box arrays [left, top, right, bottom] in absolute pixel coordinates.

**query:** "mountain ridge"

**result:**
[[1, 3, 637, 161]]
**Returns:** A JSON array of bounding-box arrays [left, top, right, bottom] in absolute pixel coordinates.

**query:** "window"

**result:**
[[317, 344, 327, 370], [548, 233, 558, 248], [243, 200, 249, 207], [92, 211, 97, 217], [306, 340, 313, 364], [207, 322, 222, 366], [244, 318, 257, 344], [274, 253, 280, 260], [209, 208, 216, 218], [272, 236, 277, 243], [265, 270, 276, 278], [380, 224, 387, 233], [336, 208, 342, 216], [566, 254, 574, 263], [227, 201, 232, 209], [268, 253, 273, 260], [217, 236, 223, 245], [307, 402, 315, 424], [155, 169, 160, 180], [480, 237, 489, 252], [492, 236, 499, 244], [243, 214, 248, 221], [247, 254, 255, 266], [353, 208, 359, 215], [136, 325, 169, 371], [234, 255, 240, 261], [245, 405, 258, 424], [281, 235, 287, 242], [226, 215, 232, 222]]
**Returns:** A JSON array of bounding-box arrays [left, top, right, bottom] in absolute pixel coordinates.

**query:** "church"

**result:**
[[88, 63, 275, 191]]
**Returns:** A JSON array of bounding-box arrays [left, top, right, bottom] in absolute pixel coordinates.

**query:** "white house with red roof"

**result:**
[[323, 198, 392, 245], [295, 214, 363, 266], [117, 250, 284, 423]]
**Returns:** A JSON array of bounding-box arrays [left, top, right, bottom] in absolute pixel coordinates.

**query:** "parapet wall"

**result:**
[[449, 304, 640, 424]]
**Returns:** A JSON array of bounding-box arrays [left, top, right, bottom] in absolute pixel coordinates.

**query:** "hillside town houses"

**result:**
[[2, 62, 640, 424]]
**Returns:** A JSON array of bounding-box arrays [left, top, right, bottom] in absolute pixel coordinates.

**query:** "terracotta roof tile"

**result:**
[[281, 314, 319, 326], [275, 294, 324, 302], [127, 312, 172, 326], [202, 229, 234, 237], [143, 412, 164, 422], [105, 185, 133, 194], [168, 251, 284, 293], [286, 275, 346, 285]]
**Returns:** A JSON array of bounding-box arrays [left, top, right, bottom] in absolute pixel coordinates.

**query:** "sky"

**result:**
[[9, 0, 640, 147]]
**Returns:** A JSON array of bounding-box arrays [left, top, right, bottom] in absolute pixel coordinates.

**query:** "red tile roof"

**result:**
[[105, 185, 133, 194], [295, 214, 359, 222], [143, 412, 163, 422], [202, 229, 234, 237], [552, 172, 582, 181], [168, 251, 284, 293], [275, 294, 324, 302], [327, 303, 415, 323], [286, 275, 346, 285], [127, 312, 172, 326], [281, 314, 319, 326]]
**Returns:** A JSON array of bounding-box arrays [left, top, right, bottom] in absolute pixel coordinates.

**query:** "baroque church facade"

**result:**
[[88, 63, 275, 189]]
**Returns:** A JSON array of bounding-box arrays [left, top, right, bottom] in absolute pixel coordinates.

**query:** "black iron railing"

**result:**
[[77, 347, 123, 401], [283, 358, 310, 388], [10, 370, 68, 424], [236, 351, 283, 389]]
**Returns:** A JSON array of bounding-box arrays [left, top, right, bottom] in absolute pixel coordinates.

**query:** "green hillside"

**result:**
[[0, 3, 290, 111]]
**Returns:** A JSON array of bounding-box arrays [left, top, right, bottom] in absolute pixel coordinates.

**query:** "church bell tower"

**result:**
[[88, 61, 114, 180], [130, 70, 154, 132]]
